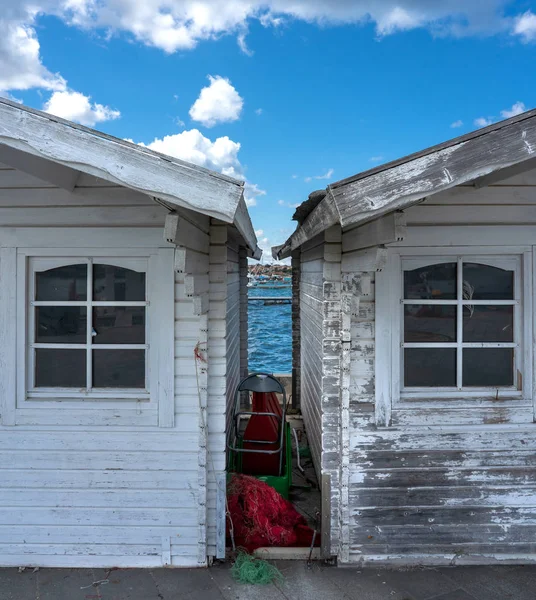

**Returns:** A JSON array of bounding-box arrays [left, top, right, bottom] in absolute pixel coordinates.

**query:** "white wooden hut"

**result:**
[[275, 109, 536, 566], [0, 98, 259, 568]]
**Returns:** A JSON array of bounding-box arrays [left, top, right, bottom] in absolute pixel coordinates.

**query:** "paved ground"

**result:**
[[2, 562, 536, 600]]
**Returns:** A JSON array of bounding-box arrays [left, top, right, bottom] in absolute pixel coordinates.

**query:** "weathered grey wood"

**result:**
[[352, 523, 536, 546], [349, 485, 536, 508], [351, 426, 536, 451], [341, 246, 387, 273], [342, 212, 406, 252], [350, 448, 536, 469], [391, 405, 533, 427], [472, 155, 536, 188], [215, 472, 226, 559], [349, 505, 536, 527], [0, 145, 80, 191], [350, 543, 536, 558], [422, 185, 536, 205], [352, 467, 536, 488], [321, 473, 332, 559], [405, 204, 536, 225], [332, 112, 536, 228], [232, 194, 261, 259], [0, 98, 244, 223], [277, 110, 536, 257], [292, 250, 301, 409], [277, 191, 339, 259]]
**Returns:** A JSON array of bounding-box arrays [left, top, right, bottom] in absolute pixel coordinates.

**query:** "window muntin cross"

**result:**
[[29, 259, 148, 393], [402, 257, 520, 391]]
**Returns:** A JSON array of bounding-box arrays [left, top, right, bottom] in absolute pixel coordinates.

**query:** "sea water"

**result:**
[[248, 286, 292, 373]]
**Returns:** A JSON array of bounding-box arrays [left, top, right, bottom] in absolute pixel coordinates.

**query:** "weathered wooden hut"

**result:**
[[0, 98, 259, 567], [275, 109, 536, 565]]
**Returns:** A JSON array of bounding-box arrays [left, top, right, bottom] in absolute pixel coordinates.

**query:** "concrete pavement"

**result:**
[[2, 562, 535, 599]]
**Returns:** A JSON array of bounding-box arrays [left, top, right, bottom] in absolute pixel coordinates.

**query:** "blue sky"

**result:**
[[1, 1, 536, 260]]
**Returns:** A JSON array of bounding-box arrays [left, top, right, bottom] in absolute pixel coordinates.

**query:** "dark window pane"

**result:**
[[36, 264, 87, 301], [92, 307, 145, 344], [93, 350, 145, 388], [463, 348, 514, 387], [463, 263, 514, 300], [404, 262, 456, 300], [404, 348, 456, 387], [463, 306, 514, 342], [35, 307, 87, 343], [35, 349, 86, 387], [93, 265, 145, 301], [404, 305, 456, 342]]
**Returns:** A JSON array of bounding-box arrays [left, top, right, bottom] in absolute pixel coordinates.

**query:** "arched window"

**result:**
[[401, 257, 520, 392], [29, 258, 148, 394]]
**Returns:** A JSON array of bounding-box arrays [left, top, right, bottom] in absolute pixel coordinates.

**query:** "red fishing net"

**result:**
[[227, 474, 319, 551]]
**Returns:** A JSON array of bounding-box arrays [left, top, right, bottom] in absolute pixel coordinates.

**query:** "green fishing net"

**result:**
[[230, 551, 284, 585]]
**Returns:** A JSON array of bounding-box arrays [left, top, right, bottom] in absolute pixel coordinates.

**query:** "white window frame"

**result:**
[[400, 254, 522, 398], [4, 245, 175, 427], [27, 255, 150, 400], [381, 246, 533, 407]]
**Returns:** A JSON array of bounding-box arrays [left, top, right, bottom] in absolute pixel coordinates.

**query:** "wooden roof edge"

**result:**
[[330, 107, 536, 190], [0, 97, 245, 224], [332, 109, 536, 229], [233, 194, 262, 258], [279, 109, 536, 253], [275, 189, 340, 260]]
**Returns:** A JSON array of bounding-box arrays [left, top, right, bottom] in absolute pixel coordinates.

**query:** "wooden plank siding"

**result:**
[[299, 227, 346, 557], [341, 171, 536, 566], [299, 233, 325, 483], [0, 166, 222, 567], [207, 226, 245, 557]]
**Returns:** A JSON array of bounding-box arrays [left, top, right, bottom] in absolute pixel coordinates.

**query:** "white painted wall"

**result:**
[[0, 164, 233, 567], [207, 226, 244, 557]]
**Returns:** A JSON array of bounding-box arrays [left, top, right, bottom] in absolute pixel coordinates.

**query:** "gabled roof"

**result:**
[[0, 98, 260, 257], [275, 108, 536, 259]]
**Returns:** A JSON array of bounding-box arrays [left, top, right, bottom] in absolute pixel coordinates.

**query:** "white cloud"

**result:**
[[450, 120, 463, 128], [291, 174, 298, 179], [255, 230, 293, 265], [375, 6, 420, 35], [304, 168, 334, 182], [513, 11, 536, 42], [52, 1, 519, 55], [278, 199, 300, 208], [500, 101, 527, 118], [255, 108, 263, 115], [237, 30, 254, 56], [0, 19, 66, 93], [474, 116, 494, 128], [43, 90, 121, 126], [244, 181, 266, 207], [255, 229, 264, 236], [189, 75, 243, 127], [471, 102, 529, 129], [369, 155, 384, 162], [0, 2, 532, 100], [131, 127, 263, 208], [144, 128, 241, 173]]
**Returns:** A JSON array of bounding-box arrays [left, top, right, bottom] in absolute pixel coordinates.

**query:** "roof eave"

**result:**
[[279, 109, 536, 253], [233, 193, 262, 258], [0, 98, 244, 224]]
